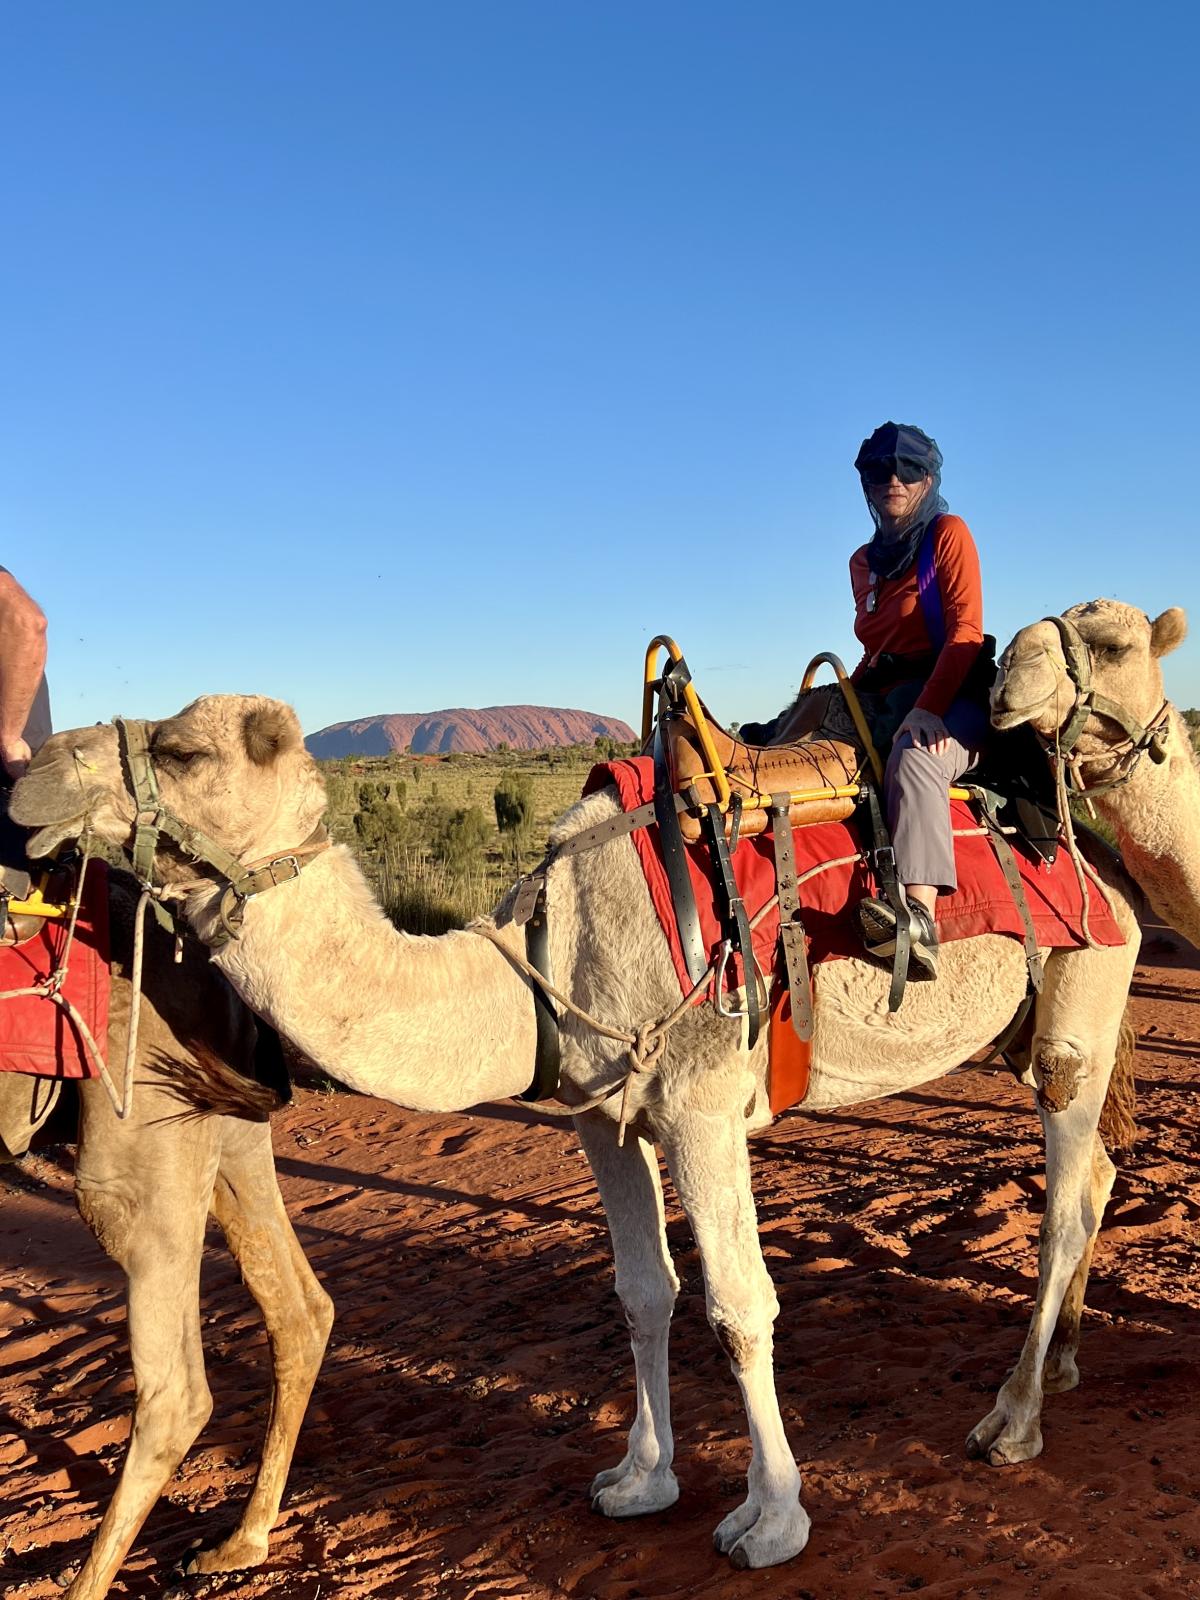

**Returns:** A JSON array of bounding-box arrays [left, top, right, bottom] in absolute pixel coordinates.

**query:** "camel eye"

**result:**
[[153, 743, 206, 769]]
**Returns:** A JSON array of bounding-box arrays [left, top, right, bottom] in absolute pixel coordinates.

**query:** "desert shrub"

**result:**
[[494, 772, 533, 834], [432, 805, 490, 872]]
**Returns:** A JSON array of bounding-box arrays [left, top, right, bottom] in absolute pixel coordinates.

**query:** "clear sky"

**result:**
[[3, 1, 1197, 737]]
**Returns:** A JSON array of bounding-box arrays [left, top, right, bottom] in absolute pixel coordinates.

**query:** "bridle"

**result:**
[[115, 717, 330, 949], [1036, 615, 1171, 797]]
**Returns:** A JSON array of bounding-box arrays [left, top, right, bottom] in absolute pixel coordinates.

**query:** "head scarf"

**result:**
[[855, 421, 948, 581]]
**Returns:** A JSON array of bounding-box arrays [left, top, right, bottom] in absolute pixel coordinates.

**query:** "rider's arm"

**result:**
[[0, 570, 48, 779], [913, 517, 984, 718]]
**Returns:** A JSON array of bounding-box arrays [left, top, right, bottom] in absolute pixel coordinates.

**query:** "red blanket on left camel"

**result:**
[[0, 863, 109, 1079]]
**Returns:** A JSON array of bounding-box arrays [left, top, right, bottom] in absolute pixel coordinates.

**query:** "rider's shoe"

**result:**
[[856, 894, 940, 979]]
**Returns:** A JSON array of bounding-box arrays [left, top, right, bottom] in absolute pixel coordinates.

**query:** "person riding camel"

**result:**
[[849, 422, 990, 979]]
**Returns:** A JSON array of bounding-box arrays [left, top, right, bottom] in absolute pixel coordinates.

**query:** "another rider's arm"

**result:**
[[0, 569, 48, 779]]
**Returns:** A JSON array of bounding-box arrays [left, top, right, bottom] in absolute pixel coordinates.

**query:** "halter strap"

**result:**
[[114, 716, 330, 947]]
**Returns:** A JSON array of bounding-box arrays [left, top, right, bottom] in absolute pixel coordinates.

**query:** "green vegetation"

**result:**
[[321, 738, 638, 935]]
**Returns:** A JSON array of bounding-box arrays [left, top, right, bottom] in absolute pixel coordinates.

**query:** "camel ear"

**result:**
[[1150, 607, 1187, 658], [242, 703, 302, 766]]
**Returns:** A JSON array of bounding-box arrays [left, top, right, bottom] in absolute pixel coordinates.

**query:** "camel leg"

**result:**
[[574, 1110, 680, 1517], [185, 1118, 334, 1575], [658, 1098, 809, 1569], [1041, 1132, 1116, 1393], [966, 944, 1131, 1466], [63, 1096, 216, 1600]]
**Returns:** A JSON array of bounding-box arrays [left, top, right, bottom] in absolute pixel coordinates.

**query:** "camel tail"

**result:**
[[149, 1037, 287, 1122], [1097, 1001, 1138, 1154]]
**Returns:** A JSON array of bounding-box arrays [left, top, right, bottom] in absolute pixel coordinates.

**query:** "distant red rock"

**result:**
[[305, 705, 637, 758]]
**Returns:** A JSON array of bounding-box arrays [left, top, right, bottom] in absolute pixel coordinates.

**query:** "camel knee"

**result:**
[[131, 1377, 213, 1469], [76, 1184, 137, 1268], [710, 1282, 779, 1370], [617, 1276, 677, 1343], [1033, 1040, 1087, 1113]]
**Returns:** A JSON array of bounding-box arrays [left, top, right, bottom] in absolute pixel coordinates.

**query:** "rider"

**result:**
[[0, 565, 50, 868], [849, 423, 988, 979]]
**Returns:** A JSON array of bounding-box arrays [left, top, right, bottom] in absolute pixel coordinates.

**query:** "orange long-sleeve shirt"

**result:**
[[849, 514, 984, 718]]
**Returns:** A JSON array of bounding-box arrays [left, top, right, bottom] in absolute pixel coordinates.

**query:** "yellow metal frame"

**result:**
[[799, 651, 885, 786], [643, 634, 732, 808], [642, 634, 971, 817], [4, 881, 72, 921]]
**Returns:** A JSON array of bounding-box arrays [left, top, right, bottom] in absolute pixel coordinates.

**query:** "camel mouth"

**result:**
[[990, 706, 1033, 732], [23, 817, 89, 861]]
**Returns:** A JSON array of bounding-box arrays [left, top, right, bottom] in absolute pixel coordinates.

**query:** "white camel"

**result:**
[[11, 695, 1141, 1571], [993, 601, 1199, 945]]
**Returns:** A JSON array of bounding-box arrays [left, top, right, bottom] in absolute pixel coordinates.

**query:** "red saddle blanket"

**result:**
[[0, 863, 110, 1079], [583, 758, 1125, 999]]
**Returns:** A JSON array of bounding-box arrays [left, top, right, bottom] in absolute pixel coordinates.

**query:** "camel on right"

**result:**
[[993, 603, 1197, 944]]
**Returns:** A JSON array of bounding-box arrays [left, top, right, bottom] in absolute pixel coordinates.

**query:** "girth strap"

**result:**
[[974, 795, 1045, 994], [699, 802, 761, 1050], [653, 715, 708, 985], [769, 794, 813, 1042], [518, 878, 561, 1102]]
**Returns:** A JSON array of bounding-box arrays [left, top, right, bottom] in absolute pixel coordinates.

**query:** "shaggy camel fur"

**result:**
[[0, 883, 331, 1600], [13, 697, 1141, 1571], [993, 601, 1200, 946]]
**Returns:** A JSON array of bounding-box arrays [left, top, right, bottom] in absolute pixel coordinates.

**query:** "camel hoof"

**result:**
[[967, 1410, 1044, 1467], [1042, 1352, 1081, 1394], [590, 1463, 679, 1518], [715, 1499, 811, 1568], [182, 1532, 271, 1576]]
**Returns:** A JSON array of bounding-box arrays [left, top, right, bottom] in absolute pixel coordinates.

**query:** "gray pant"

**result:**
[[885, 700, 987, 893]]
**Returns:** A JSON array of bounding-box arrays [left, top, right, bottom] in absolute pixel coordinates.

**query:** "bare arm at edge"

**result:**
[[0, 571, 48, 778]]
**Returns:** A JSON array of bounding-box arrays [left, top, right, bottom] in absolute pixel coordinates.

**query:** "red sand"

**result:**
[[1, 938, 1198, 1599]]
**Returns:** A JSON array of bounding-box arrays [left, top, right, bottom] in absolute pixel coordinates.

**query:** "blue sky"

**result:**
[[3, 2, 1197, 736]]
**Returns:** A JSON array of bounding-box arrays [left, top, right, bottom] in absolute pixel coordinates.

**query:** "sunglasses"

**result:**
[[859, 457, 928, 487]]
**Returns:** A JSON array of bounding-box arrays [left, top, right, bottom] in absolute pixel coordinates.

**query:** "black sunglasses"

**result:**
[[859, 457, 929, 487]]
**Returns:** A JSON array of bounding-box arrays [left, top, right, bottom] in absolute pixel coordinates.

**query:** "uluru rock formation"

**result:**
[[305, 704, 637, 758]]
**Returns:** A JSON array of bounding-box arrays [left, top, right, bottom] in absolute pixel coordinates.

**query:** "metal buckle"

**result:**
[[267, 854, 301, 884], [872, 842, 897, 873]]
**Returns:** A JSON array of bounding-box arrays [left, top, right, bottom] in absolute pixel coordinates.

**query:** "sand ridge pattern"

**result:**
[[1, 941, 1198, 1599]]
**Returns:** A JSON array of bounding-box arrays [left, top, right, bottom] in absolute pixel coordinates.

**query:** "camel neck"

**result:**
[[192, 847, 539, 1109], [1097, 710, 1200, 947]]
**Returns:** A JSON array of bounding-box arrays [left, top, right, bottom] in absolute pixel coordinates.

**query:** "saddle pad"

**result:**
[[0, 863, 110, 1079], [583, 758, 1125, 1001]]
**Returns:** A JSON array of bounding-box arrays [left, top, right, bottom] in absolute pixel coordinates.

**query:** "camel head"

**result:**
[[11, 695, 327, 889], [992, 600, 1187, 749]]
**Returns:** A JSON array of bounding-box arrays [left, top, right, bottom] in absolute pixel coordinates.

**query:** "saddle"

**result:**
[[643, 636, 1050, 1051], [664, 709, 861, 843]]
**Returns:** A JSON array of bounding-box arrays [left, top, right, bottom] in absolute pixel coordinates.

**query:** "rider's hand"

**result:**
[[897, 709, 950, 757], [0, 736, 32, 782]]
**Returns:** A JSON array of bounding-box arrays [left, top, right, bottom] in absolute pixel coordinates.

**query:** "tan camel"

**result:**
[[992, 601, 1199, 945], [0, 881, 332, 1600], [12, 696, 1141, 1571]]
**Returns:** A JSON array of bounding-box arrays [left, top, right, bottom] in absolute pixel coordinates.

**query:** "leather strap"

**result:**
[[653, 713, 708, 984], [860, 783, 909, 1013], [700, 802, 761, 1050], [769, 794, 813, 1042], [975, 800, 1045, 994], [518, 878, 561, 1101]]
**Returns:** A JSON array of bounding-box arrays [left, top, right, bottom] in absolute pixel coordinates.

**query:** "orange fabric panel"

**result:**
[[768, 985, 811, 1114]]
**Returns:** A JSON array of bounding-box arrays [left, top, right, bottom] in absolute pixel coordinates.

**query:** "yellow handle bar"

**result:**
[[643, 635, 731, 808]]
